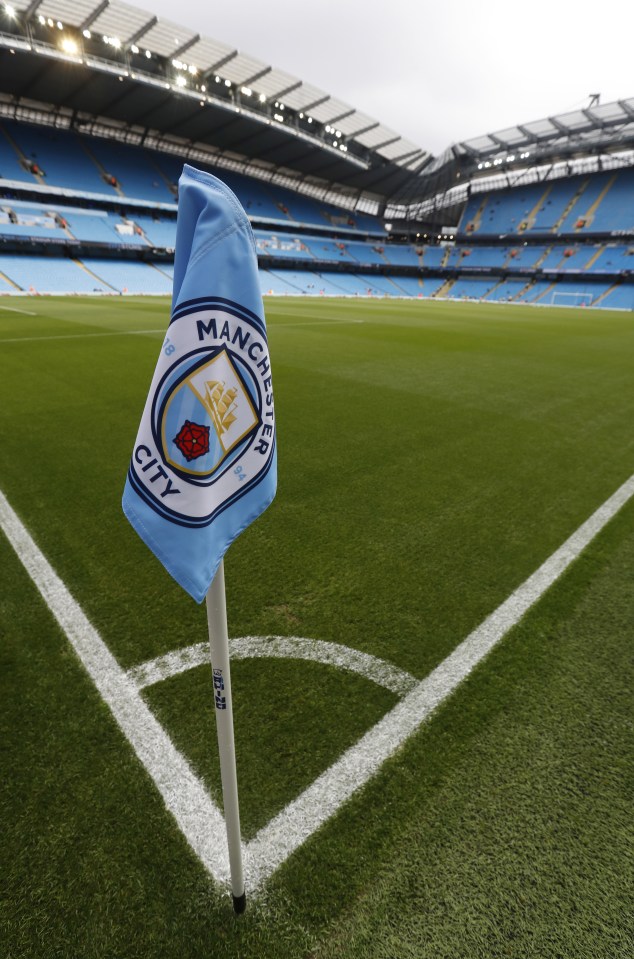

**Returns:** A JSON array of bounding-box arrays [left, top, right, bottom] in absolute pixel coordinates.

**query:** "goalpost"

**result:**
[[550, 291, 594, 308]]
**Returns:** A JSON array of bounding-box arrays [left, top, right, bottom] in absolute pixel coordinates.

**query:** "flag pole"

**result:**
[[206, 560, 246, 914]]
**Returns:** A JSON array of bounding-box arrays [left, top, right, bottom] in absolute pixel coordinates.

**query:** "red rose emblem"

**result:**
[[173, 420, 210, 461]]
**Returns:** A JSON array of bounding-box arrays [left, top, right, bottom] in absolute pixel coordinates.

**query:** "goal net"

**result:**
[[550, 291, 593, 308]]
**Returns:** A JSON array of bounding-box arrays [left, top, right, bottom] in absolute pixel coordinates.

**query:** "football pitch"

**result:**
[[2, 295, 633, 958]]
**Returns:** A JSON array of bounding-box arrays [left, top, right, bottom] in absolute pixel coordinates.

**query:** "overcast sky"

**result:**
[[133, 0, 631, 155]]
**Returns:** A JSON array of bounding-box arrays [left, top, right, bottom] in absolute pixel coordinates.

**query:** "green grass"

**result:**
[[1, 295, 633, 958]]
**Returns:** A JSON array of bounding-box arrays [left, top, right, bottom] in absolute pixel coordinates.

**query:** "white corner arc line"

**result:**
[[127, 635, 418, 697], [1, 471, 634, 895], [0, 488, 232, 888]]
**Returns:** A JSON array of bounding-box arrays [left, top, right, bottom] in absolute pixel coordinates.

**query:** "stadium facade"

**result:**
[[0, 0, 632, 308]]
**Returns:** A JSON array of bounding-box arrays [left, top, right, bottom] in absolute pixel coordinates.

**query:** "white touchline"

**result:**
[[0, 487, 232, 888], [0, 304, 38, 316], [244, 471, 634, 888], [0, 329, 164, 344], [1, 470, 634, 894]]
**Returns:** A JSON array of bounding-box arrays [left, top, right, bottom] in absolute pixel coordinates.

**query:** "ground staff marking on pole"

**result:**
[[2, 472, 633, 893]]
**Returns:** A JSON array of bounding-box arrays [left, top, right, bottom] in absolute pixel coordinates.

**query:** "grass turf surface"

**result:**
[[1, 295, 633, 957]]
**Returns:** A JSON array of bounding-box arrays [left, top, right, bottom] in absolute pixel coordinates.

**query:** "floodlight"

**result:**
[[332, 140, 337, 147], [224, 79, 231, 87], [201, 84, 206, 92], [215, 75, 220, 82], [83, 29, 91, 38], [325, 125, 331, 133], [176, 75, 186, 87], [259, 93, 266, 102], [130, 43, 139, 53], [507, 154, 515, 161], [279, 103, 284, 110], [47, 17, 53, 26], [5, 4, 16, 17], [38, 14, 45, 24], [477, 163, 483, 169], [61, 36, 78, 55], [145, 50, 151, 58], [241, 86, 252, 96], [57, 21, 63, 29], [307, 117, 312, 124], [274, 113, 283, 122], [111, 37, 121, 48], [188, 65, 196, 75]]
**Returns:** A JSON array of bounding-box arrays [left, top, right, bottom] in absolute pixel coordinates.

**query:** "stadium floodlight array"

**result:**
[[0, 0, 428, 176]]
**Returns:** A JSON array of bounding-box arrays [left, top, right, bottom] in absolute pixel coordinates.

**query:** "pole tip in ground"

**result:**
[[232, 892, 246, 914]]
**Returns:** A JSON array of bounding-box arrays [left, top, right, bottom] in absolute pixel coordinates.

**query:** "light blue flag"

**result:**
[[122, 164, 276, 603]]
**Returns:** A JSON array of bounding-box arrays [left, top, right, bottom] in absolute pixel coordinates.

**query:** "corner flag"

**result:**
[[122, 164, 276, 913], [122, 164, 276, 603]]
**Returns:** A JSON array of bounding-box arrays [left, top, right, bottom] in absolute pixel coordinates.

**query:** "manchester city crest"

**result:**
[[127, 298, 275, 528]]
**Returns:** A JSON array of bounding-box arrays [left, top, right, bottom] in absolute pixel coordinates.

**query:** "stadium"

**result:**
[[2, 2, 633, 958]]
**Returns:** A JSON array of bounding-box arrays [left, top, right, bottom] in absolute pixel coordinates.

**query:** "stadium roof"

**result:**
[[0, 0, 430, 203], [0, 1, 632, 214]]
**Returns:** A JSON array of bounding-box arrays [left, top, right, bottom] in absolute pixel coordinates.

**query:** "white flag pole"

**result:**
[[205, 560, 246, 913]]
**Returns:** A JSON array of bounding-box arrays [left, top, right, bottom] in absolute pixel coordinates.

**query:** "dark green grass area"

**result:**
[[1, 296, 633, 957], [144, 660, 397, 838]]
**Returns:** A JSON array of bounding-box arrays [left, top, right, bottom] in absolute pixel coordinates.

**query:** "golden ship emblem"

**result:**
[[202, 381, 239, 437]]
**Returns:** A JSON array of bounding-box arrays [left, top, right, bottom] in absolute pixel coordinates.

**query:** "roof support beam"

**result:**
[[548, 116, 571, 134], [204, 50, 238, 79], [391, 147, 422, 163], [516, 124, 540, 142], [25, 0, 46, 16], [349, 121, 379, 138], [127, 16, 157, 46], [171, 34, 200, 59], [243, 65, 271, 85], [80, 0, 109, 31], [272, 79, 301, 100], [618, 99, 634, 119], [373, 135, 401, 150], [327, 108, 355, 125], [302, 95, 330, 112]]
